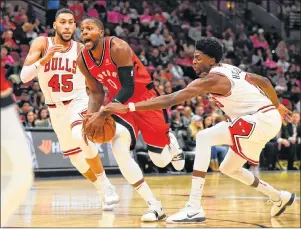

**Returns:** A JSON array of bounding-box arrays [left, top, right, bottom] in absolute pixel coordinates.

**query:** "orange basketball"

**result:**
[[86, 115, 116, 144]]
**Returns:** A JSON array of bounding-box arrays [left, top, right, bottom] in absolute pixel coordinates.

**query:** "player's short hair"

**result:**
[[82, 17, 104, 30], [55, 8, 75, 20], [195, 37, 224, 63]]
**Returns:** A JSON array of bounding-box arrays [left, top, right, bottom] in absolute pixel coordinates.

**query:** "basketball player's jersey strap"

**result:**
[[37, 37, 86, 104], [209, 63, 272, 119]]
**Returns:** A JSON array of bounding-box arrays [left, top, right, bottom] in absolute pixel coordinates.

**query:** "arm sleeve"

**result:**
[[112, 66, 135, 104], [20, 61, 41, 83]]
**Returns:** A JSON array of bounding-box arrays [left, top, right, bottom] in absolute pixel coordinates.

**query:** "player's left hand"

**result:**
[[277, 104, 292, 126], [103, 103, 129, 114]]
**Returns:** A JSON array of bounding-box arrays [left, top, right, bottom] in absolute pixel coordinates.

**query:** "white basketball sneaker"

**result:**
[[97, 183, 120, 206], [102, 203, 115, 211], [104, 183, 120, 205], [169, 131, 185, 171], [166, 202, 206, 223], [270, 191, 295, 217], [141, 200, 166, 222]]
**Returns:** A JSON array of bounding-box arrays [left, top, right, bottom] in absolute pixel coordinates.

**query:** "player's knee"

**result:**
[[71, 125, 98, 159], [69, 153, 89, 174], [219, 160, 240, 176], [71, 124, 83, 143], [148, 145, 172, 168]]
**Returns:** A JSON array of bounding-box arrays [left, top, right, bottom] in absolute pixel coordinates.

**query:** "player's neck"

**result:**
[[53, 35, 71, 47], [90, 37, 105, 60]]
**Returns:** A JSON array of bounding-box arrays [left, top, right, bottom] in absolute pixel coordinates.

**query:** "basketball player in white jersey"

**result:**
[[20, 8, 119, 210], [103, 37, 296, 222], [1, 66, 33, 226]]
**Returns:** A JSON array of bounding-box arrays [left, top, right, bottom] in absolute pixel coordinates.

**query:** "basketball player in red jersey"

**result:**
[[77, 17, 184, 221], [1, 65, 34, 225]]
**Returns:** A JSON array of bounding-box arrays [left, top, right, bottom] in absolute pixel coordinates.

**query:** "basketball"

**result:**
[[86, 115, 116, 144]]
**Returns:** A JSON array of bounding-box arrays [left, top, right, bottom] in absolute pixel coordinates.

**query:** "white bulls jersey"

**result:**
[[209, 63, 272, 119], [37, 37, 86, 104]]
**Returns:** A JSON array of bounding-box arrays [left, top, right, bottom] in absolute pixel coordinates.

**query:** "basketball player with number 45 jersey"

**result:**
[[20, 8, 119, 211]]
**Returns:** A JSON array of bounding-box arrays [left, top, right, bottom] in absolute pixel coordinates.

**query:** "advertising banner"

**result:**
[[25, 128, 118, 170]]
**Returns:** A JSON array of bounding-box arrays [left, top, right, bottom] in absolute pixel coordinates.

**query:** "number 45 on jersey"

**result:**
[[48, 74, 73, 92]]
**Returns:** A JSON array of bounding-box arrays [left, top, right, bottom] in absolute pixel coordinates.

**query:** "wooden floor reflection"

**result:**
[[4, 172, 300, 227]]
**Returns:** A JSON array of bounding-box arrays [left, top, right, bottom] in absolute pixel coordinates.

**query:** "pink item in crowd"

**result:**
[[87, 8, 99, 18], [264, 60, 277, 68], [96, 0, 107, 7], [107, 11, 123, 24]]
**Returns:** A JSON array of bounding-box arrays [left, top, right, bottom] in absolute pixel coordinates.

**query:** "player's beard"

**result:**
[[56, 30, 73, 42]]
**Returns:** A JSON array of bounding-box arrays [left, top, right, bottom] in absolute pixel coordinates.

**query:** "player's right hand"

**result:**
[[277, 104, 292, 126], [40, 44, 65, 66], [82, 111, 106, 145]]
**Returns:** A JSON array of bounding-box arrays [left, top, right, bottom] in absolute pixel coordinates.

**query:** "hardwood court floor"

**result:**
[[4, 172, 300, 227]]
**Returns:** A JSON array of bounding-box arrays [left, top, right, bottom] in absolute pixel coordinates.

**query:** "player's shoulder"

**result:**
[[31, 36, 48, 47], [110, 36, 130, 50]]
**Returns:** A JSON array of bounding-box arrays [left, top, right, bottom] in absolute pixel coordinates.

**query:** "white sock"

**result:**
[[188, 176, 205, 208], [93, 171, 110, 192], [255, 179, 280, 202], [95, 171, 110, 185], [135, 181, 157, 204]]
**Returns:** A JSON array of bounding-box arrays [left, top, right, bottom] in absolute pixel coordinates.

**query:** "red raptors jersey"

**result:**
[[81, 36, 152, 103]]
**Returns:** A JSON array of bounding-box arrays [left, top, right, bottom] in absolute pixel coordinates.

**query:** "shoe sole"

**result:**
[[167, 217, 206, 224], [171, 159, 185, 170], [274, 193, 296, 217], [105, 199, 120, 205], [141, 213, 166, 222]]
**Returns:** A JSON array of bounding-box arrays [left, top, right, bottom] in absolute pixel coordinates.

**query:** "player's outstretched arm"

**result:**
[[246, 73, 292, 124], [104, 74, 230, 113], [77, 52, 105, 114]]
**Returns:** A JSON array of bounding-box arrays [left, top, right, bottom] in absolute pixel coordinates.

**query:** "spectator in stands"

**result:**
[[150, 28, 165, 47], [188, 22, 202, 42], [68, 0, 84, 24], [277, 55, 290, 72], [140, 8, 152, 25], [25, 110, 36, 128], [2, 30, 18, 50], [33, 18, 45, 34], [29, 81, 44, 109], [1, 46, 14, 66], [203, 114, 213, 129], [286, 111, 301, 169], [23, 23, 37, 45], [19, 100, 32, 124], [222, 29, 235, 52], [189, 114, 203, 139], [35, 107, 51, 127], [169, 56, 184, 79]]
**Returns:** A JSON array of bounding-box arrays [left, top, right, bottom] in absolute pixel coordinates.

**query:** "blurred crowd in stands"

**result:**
[[1, 0, 300, 171]]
